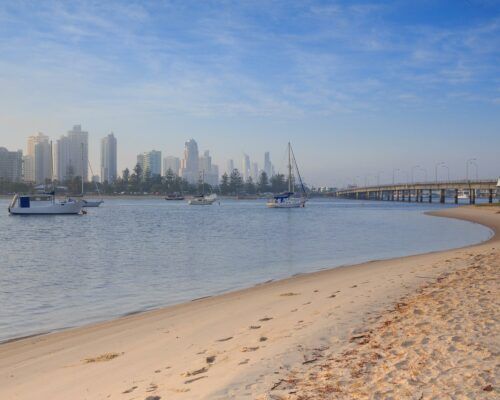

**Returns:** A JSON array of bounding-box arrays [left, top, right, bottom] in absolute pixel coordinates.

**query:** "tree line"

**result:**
[[0, 165, 300, 196]]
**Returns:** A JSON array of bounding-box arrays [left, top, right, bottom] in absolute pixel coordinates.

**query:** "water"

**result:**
[[0, 198, 492, 342]]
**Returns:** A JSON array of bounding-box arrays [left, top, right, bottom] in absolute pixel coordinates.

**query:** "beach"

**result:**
[[0, 205, 498, 399]]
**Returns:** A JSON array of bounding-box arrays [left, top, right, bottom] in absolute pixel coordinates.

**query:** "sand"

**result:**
[[0, 206, 498, 399]]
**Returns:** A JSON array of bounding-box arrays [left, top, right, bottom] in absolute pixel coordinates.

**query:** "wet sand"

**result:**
[[0, 206, 498, 399]]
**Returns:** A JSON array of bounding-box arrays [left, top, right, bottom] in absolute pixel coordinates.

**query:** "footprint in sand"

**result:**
[[280, 292, 300, 296], [145, 396, 161, 400], [259, 336, 268, 342], [146, 383, 158, 392], [184, 376, 207, 384], [249, 325, 261, 329], [259, 317, 273, 322], [241, 346, 259, 352], [183, 367, 208, 377], [216, 336, 233, 342], [84, 352, 122, 363], [206, 355, 216, 364], [239, 358, 250, 365], [122, 386, 138, 394]]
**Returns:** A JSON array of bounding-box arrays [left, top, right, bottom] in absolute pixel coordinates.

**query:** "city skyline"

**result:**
[[0, 1, 499, 185]]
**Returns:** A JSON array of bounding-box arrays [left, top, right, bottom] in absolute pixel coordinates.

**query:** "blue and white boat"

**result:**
[[8, 193, 83, 215]]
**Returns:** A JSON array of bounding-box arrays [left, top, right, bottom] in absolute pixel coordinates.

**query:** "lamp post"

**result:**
[[419, 167, 427, 182], [466, 158, 476, 180], [471, 161, 478, 179], [411, 165, 420, 183], [376, 171, 383, 186], [441, 164, 450, 181], [392, 168, 399, 185], [435, 162, 444, 183]]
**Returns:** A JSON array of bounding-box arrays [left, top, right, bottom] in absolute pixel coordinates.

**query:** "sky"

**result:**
[[0, 0, 499, 187]]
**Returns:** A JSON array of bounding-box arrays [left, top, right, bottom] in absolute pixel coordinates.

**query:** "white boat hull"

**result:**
[[8, 194, 83, 215], [9, 202, 82, 215], [188, 198, 216, 205], [267, 199, 306, 208], [188, 194, 217, 205]]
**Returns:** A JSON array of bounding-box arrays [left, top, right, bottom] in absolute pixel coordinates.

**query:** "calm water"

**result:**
[[0, 198, 492, 342]]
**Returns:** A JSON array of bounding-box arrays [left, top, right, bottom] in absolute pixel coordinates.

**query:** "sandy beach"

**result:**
[[0, 205, 498, 399]]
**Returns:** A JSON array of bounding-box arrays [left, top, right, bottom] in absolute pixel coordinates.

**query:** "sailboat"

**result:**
[[188, 171, 217, 205], [266, 142, 307, 208], [81, 144, 103, 208], [8, 142, 83, 215]]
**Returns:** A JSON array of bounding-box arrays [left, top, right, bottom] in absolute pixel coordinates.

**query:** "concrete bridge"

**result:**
[[335, 179, 499, 204]]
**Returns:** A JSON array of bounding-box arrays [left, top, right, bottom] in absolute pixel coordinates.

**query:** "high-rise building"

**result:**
[[181, 139, 199, 184], [163, 156, 181, 176], [137, 150, 162, 177], [242, 154, 251, 181], [252, 162, 259, 182], [100, 133, 117, 183], [264, 151, 274, 177], [199, 150, 219, 186], [226, 159, 234, 175], [0, 147, 23, 182], [54, 125, 88, 182], [24, 132, 51, 184]]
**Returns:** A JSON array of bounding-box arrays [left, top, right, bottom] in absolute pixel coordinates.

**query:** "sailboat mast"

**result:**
[[288, 142, 292, 192], [81, 143, 84, 196], [50, 141, 55, 203]]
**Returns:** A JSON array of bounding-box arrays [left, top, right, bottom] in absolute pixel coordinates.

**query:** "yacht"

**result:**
[[8, 193, 83, 215], [188, 193, 217, 205], [267, 142, 307, 208], [188, 171, 217, 205]]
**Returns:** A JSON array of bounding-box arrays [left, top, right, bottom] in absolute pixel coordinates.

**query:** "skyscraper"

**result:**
[[242, 154, 251, 181], [163, 156, 181, 176], [24, 132, 51, 184], [181, 139, 199, 184], [100, 133, 117, 184], [54, 125, 88, 182], [252, 162, 259, 182], [264, 151, 274, 177], [199, 150, 219, 186], [0, 147, 23, 182], [137, 150, 162, 177], [226, 159, 234, 175]]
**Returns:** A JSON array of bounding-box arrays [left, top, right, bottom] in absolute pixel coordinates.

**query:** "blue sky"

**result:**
[[0, 0, 499, 186]]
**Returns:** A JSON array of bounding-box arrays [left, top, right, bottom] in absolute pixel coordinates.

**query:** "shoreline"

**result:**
[[0, 205, 498, 399], [0, 206, 493, 346]]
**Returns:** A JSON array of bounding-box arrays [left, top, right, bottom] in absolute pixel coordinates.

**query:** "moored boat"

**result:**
[[188, 193, 217, 205], [165, 193, 185, 201], [266, 142, 307, 208], [8, 193, 83, 215]]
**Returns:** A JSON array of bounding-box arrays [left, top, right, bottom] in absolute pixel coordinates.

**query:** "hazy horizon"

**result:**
[[1, 0, 499, 186]]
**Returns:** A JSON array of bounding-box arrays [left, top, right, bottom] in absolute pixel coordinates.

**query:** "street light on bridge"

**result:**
[[411, 165, 420, 183], [466, 158, 477, 180], [435, 162, 445, 183], [392, 168, 400, 185]]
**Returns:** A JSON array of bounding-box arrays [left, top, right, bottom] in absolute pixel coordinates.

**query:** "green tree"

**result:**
[[257, 171, 269, 193], [220, 173, 230, 195], [270, 173, 286, 193], [245, 177, 256, 194], [122, 168, 130, 184], [229, 169, 243, 195]]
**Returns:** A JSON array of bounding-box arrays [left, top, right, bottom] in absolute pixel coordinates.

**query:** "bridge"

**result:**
[[335, 179, 499, 204]]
